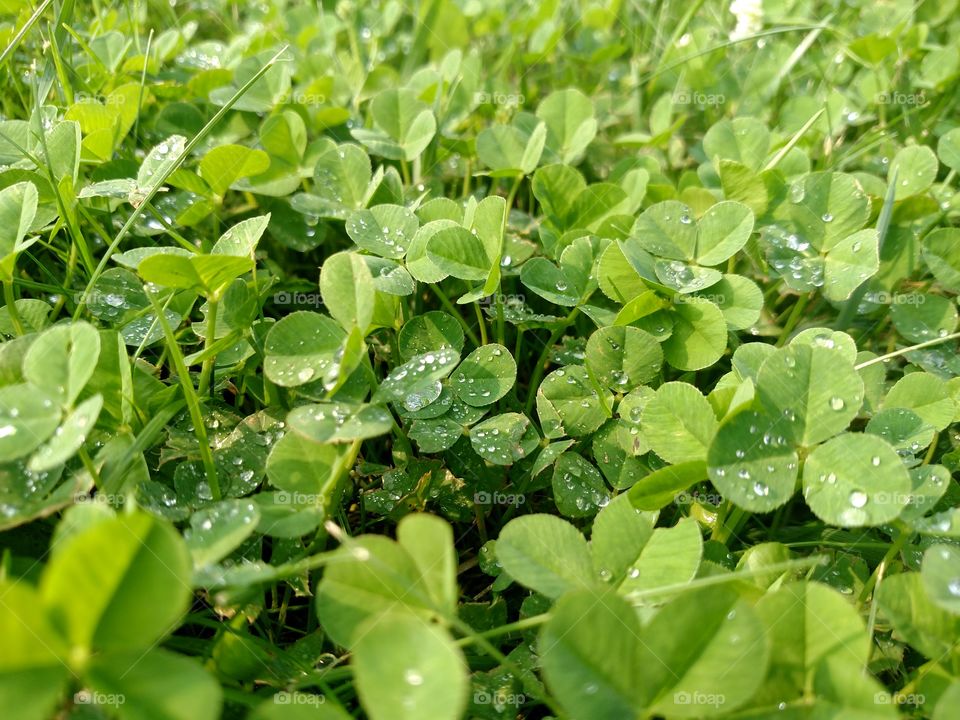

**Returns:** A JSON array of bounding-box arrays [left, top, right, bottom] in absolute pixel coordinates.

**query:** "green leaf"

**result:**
[[640, 586, 769, 716], [756, 344, 864, 447], [40, 512, 192, 653], [890, 293, 958, 343], [937, 128, 960, 172], [353, 89, 437, 161], [630, 200, 697, 260], [199, 144, 270, 197], [708, 408, 799, 513], [696, 201, 755, 265], [540, 589, 644, 719], [470, 412, 538, 465], [23, 321, 101, 407], [319, 251, 376, 333], [889, 145, 938, 200], [536, 88, 598, 164], [881, 372, 956, 431], [138, 253, 252, 299], [877, 572, 960, 663], [585, 326, 662, 391], [287, 402, 392, 443], [520, 257, 581, 306], [590, 494, 657, 581], [398, 311, 465, 359], [628, 460, 707, 511], [265, 432, 346, 500], [374, 347, 460, 411], [427, 225, 495, 281], [184, 499, 261, 568], [476, 121, 546, 176], [922, 228, 960, 292], [0, 181, 38, 282], [396, 513, 458, 617], [28, 394, 103, 472], [751, 581, 873, 707], [823, 229, 880, 301], [552, 451, 611, 517], [352, 613, 467, 720], [662, 297, 728, 371], [315, 536, 436, 647], [0, 581, 69, 720], [921, 544, 960, 614], [346, 204, 419, 259], [536, 365, 612, 439], [313, 140, 371, 212], [251, 694, 351, 720], [86, 648, 221, 720], [136, 135, 187, 191], [451, 344, 516, 406], [801, 433, 910, 527], [0, 383, 61, 462], [264, 312, 345, 387], [496, 514, 596, 599], [703, 117, 770, 171], [641, 382, 718, 464], [619, 516, 703, 598], [211, 214, 270, 257]]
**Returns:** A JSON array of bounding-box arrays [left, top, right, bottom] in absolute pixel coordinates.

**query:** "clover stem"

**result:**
[[494, 290, 505, 346], [523, 307, 580, 417], [474, 302, 488, 345], [855, 330, 960, 369], [858, 523, 911, 607], [147, 290, 221, 500], [197, 298, 218, 397], [449, 617, 565, 717], [775, 292, 810, 346], [427, 283, 480, 346], [454, 613, 549, 646], [2, 280, 24, 335]]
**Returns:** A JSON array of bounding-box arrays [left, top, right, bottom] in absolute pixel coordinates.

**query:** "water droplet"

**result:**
[[829, 396, 845, 411], [849, 490, 868, 508], [821, 213, 833, 222]]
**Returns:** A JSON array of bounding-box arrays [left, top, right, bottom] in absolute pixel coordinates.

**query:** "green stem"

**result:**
[[523, 308, 579, 416], [450, 617, 565, 717], [454, 613, 548, 646], [427, 284, 480, 346], [776, 293, 811, 346], [855, 330, 960, 370], [474, 302, 488, 345], [197, 299, 218, 397], [74, 45, 290, 319], [3, 280, 24, 335], [858, 524, 911, 607], [147, 291, 220, 500]]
